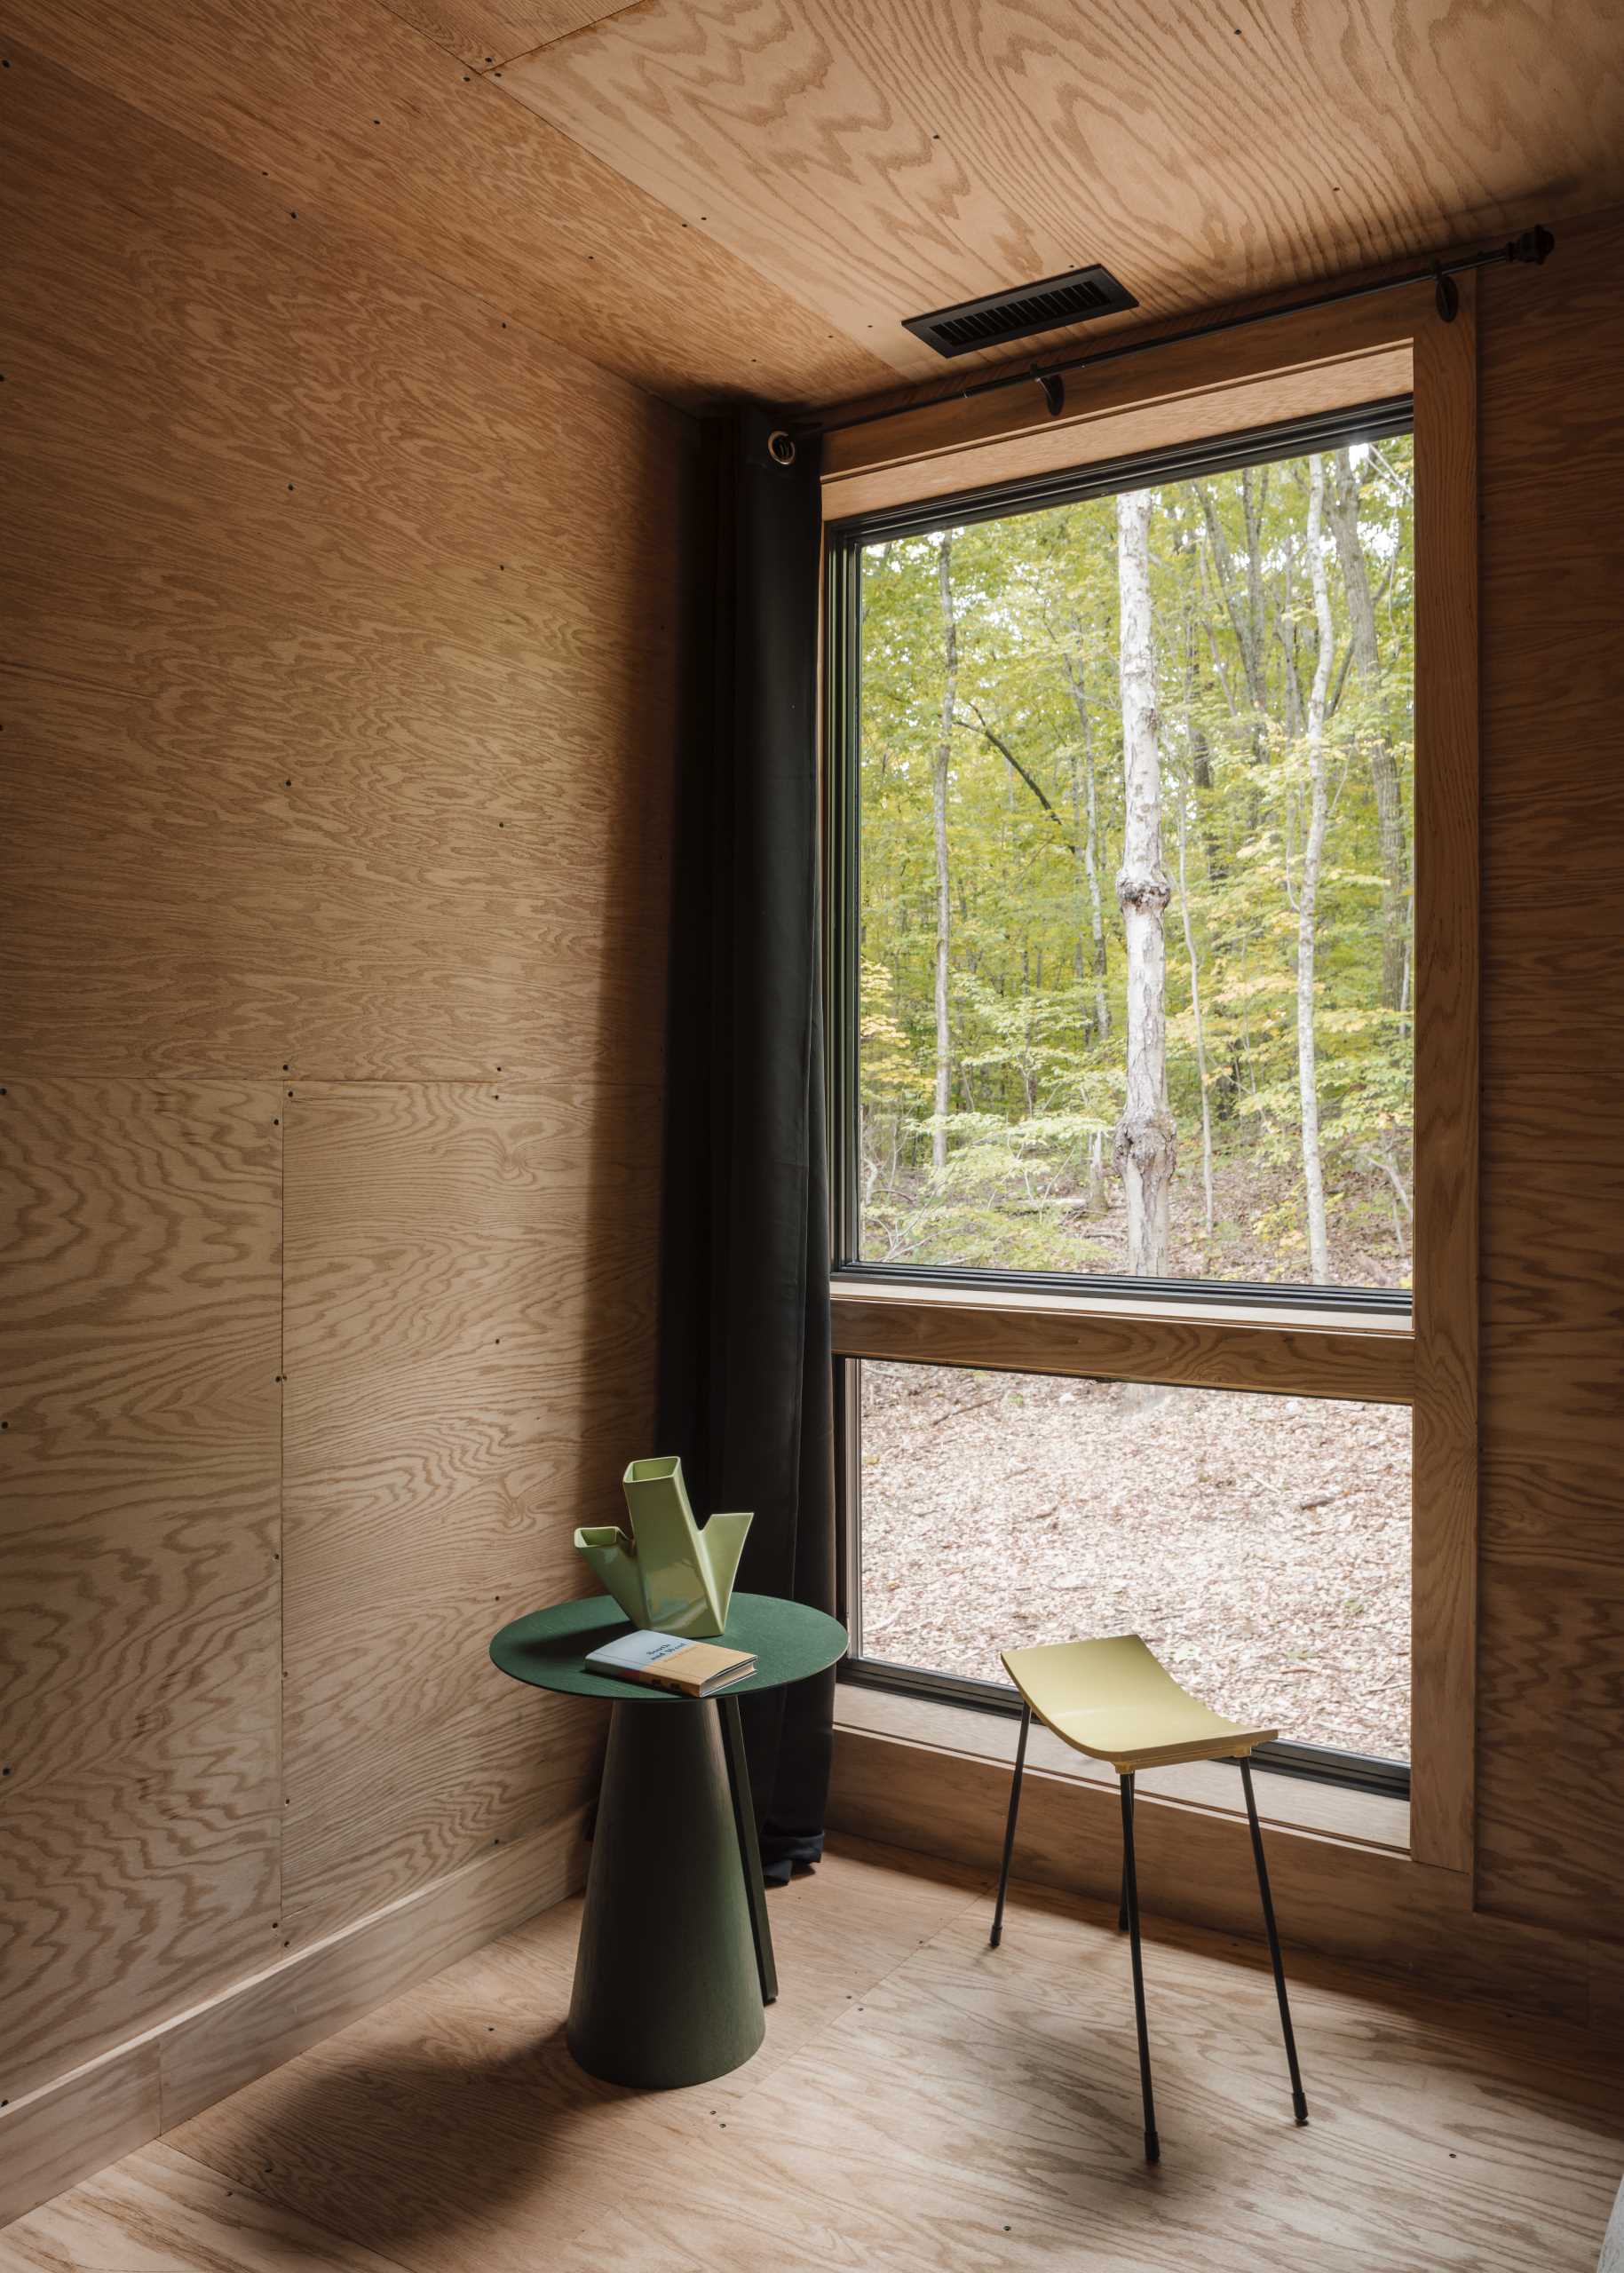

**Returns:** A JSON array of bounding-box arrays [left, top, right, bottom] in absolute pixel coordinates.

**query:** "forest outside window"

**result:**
[[829, 405, 1415, 1304], [826, 400, 1430, 1794]]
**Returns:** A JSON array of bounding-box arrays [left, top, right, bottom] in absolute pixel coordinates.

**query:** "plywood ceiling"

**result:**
[[12, 0, 1622, 411], [486, 0, 1624, 404]]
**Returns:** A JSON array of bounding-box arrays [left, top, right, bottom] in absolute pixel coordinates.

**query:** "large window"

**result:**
[[828, 403, 1426, 1792], [833, 407, 1414, 1303], [853, 1362, 1410, 1765]]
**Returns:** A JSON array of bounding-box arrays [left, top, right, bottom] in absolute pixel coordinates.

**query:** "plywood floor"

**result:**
[[4, 1836, 1620, 2272]]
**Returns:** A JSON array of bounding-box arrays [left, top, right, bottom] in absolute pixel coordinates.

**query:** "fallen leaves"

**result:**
[[857, 1362, 1411, 1760]]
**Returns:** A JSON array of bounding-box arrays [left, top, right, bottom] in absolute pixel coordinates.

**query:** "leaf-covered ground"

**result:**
[[863, 1154, 1410, 1289], [857, 1360, 1410, 1761]]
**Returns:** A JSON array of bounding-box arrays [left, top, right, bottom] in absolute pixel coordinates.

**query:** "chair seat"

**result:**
[[1001, 1634, 1277, 1773]]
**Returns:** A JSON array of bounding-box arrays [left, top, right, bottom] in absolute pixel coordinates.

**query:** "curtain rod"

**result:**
[[811, 226, 1555, 440]]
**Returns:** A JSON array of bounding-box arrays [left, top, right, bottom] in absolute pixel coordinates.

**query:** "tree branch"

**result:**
[[956, 704, 1079, 851]]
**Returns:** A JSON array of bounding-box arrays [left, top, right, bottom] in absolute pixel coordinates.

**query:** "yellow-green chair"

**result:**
[[989, 1634, 1309, 2164]]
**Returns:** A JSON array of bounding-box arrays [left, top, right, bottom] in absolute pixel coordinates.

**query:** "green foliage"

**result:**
[[853, 439, 1415, 1287]]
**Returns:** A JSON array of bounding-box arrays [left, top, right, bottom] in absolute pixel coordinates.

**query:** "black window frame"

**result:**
[[826, 397, 1417, 1802]]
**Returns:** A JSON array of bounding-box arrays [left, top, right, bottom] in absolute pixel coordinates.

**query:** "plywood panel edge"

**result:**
[[0, 1807, 588, 2233]]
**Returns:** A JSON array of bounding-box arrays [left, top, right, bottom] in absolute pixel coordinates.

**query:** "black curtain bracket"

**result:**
[[814, 223, 1555, 441]]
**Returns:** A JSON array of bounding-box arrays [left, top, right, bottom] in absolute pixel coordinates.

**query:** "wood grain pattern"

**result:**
[[822, 343, 1414, 523], [0, 1084, 283, 2104], [0, 1808, 585, 2233], [1475, 209, 1624, 1942], [0, 45, 696, 614], [828, 1725, 1601, 2038], [161, 1844, 993, 2273], [836, 1683, 1411, 1851], [280, 1084, 660, 1945], [16, 1841, 1620, 2273], [503, 0, 1624, 389], [830, 1278, 1414, 1404], [0, 6, 889, 409], [821, 296, 1417, 500], [161, 1805, 590, 2129], [769, 1902, 1620, 2273], [0, 2046, 160, 2237], [1406, 279, 1480, 1875], [0, 2142, 411, 2273], [1589, 1936, 1624, 2044], [0, 47, 683, 1078], [1, 649, 670, 1082], [1476, 1548, 1624, 1939], [1, 0, 680, 2178], [376, 0, 626, 69]]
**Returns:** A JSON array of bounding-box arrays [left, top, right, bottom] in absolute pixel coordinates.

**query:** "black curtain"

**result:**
[[655, 406, 836, 1884]]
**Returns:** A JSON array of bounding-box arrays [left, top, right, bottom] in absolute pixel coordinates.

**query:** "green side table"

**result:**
[[489, 1590, 846, 2089]]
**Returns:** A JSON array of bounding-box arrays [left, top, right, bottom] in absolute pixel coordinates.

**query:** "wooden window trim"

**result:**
[[821, 273, 1480, 1879], [1406, 281, 1479, 1876], [820, 292, 1421, 519], [830, 1275, 1414, 1406]]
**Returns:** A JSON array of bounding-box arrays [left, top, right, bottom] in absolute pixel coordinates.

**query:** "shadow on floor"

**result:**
[[209, 2018, 670, 2258]]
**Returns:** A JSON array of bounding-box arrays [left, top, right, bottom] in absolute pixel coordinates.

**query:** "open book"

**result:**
[[584, 1628, 757, 1698]]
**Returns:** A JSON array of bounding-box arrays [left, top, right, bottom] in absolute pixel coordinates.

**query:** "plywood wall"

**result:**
[[0, 30, 687, 2114], [1476, 208, 1624, 1944]]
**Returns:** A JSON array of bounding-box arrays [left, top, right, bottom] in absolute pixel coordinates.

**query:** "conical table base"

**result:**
[[489, 1592, 848, 2088], [567, 1699, 765, 2088]]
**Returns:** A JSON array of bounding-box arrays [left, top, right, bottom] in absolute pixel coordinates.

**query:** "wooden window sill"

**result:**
[[830, 1272, 1414, 1406], [834, 1680, 1411, 1854]]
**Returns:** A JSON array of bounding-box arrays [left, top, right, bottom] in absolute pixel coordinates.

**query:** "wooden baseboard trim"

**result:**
[[829, 1722, 1608, 2039], [0, 1807, 589, 2232]]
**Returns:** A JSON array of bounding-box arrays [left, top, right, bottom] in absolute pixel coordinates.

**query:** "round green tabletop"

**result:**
[[489, 1590, 847, 1702]]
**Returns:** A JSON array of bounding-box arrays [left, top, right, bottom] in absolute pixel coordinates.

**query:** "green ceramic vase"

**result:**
[[573, 1456, 751, 1637]]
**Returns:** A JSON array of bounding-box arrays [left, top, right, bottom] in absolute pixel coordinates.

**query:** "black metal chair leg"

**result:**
[[1240, 1755, 1308, 2125], [990, 1704, 1030, 1948], [1119, 1771, 1159, 2163]]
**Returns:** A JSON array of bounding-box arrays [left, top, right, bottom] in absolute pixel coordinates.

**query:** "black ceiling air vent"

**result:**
[[902, 264, 1138, 359]]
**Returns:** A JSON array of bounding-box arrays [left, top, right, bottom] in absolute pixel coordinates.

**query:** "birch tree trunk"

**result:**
[[931, 534, 957, 1173], [1196, 479, 1269, 717], [1298, 457, 1335, 1283], [1113, 488, 1176, 1274], [1176, 759, 1215, 1240], [1063, 653, 1111, 1038], [1327, 448, 1408, 1010]]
